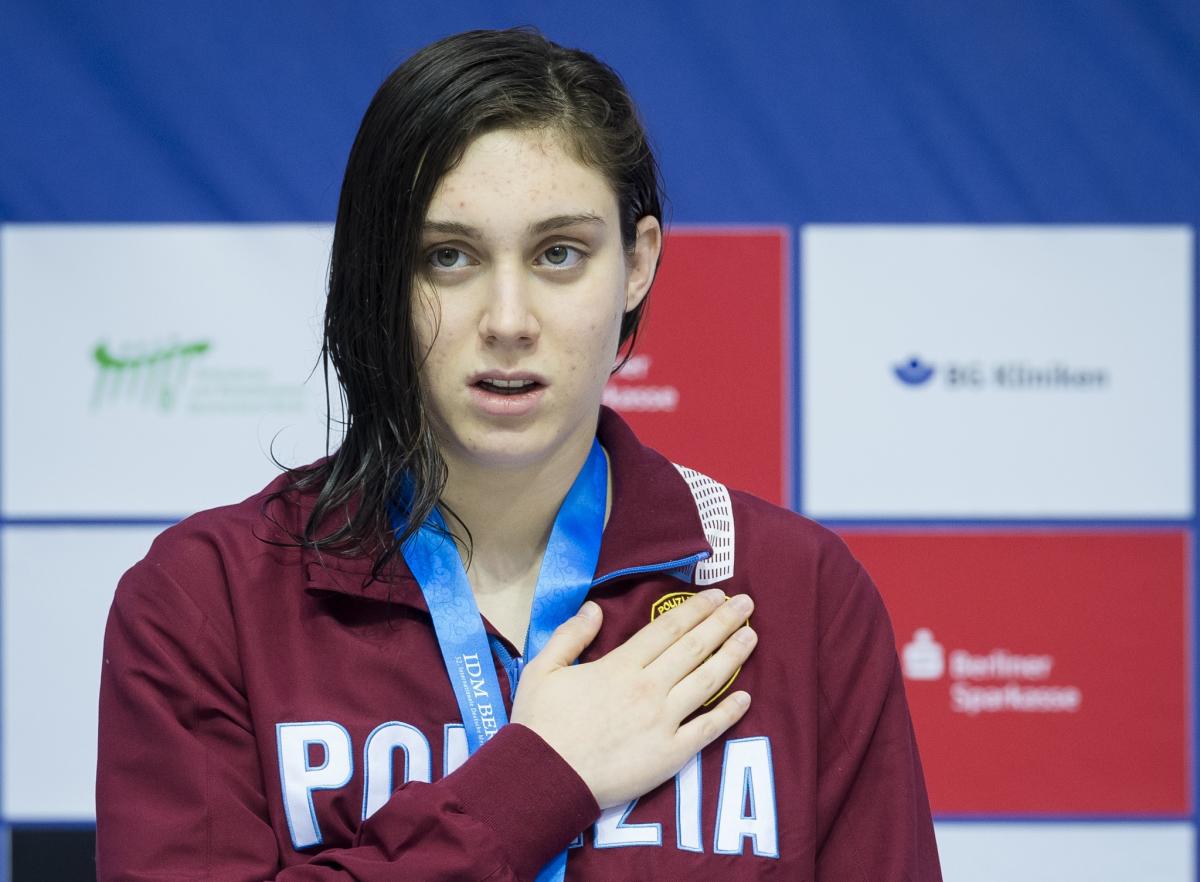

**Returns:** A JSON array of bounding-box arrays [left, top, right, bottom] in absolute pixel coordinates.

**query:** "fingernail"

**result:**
[[734, 626, 757, 646], [700, 588, 726, 605], [579, 601, 599, 620], [731, 594, 753, 613], [733, 692, 751, 709]]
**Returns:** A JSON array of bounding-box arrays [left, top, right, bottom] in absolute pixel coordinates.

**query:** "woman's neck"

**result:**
[[437, 442, 600, 598], [435, 439, 610, 648]]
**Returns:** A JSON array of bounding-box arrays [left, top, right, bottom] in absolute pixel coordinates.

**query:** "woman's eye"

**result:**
[[538, 244, 584, 268], [429, 247, 468, 269]]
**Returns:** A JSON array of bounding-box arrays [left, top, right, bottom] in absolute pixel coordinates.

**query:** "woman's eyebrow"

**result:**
[[422, 220, 479, 238], [421, 213, 606, 239], [527, 213, 606, 236]]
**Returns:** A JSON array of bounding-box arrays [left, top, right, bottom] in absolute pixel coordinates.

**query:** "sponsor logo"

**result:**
[[91, 339, 211, 411], [893, 355, 1109, 391], [901, 627, 944, 679], [894, 356, 935, 386], [651, 591, 744, 706], [90, 336, 305, 415], [902, 628, 1082, 716], [604, 354, 680, 413]]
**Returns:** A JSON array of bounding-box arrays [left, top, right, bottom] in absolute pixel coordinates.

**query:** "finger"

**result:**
[[611, 588, 726, 667], [527, 601, 603, 673], [668, 625, 757, 717], [675, 690, 752, 755], [647, 593, 753, 683]]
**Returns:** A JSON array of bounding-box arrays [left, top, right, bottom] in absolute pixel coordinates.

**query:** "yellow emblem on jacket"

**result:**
[[651, 591, 748, 707]]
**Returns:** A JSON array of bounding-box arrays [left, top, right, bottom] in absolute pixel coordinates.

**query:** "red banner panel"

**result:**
[[839, 529, 1191, 815], [604, 228, 789, 505]]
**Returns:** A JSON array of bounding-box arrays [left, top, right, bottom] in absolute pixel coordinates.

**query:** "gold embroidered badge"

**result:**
[[651, 591, 747, 706]]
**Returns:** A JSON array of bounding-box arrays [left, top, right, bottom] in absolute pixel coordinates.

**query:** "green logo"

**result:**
[[90, 337, 306, 415], [91, 340, 212, 411]]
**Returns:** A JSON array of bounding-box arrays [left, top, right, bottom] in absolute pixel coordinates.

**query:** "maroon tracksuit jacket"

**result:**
[[97, 409, 941, 880]]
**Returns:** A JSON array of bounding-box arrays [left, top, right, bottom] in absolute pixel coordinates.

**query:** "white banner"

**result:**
[[2, 526, 161, 820], [1, 224, 339, 517], [802, 225, 1194, 518], [935, 822, 1195, 882]]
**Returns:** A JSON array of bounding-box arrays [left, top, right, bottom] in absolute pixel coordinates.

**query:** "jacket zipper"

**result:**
[[490, 635, 524, 692], [590, 551, 710, 587], [489, 550, 710, 696]]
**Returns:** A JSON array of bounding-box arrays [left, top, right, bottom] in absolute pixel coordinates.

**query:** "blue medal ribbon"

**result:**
[[395, 438, 607, 881]]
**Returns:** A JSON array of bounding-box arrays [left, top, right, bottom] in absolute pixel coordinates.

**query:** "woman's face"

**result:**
[[413, 127, 661, 476]]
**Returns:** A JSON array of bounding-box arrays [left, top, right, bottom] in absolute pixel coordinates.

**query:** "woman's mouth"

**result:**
[[468, 376, 547, 416], [474, 378, 543, 396]]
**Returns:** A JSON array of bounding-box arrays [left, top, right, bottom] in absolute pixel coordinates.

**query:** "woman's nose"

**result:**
[[478, 262, 539, 345]]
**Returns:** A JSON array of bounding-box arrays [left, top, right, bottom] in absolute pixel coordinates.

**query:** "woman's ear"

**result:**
[[624, 216, 662, 313]]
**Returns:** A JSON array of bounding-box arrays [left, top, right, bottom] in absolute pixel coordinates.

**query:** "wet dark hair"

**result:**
[[273, 27, 664, 576]]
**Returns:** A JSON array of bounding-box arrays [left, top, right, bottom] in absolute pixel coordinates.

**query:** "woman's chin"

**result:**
[[442, 426, 592, 476]]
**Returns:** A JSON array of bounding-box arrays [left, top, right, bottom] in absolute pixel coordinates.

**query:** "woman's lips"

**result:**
[[468, 380, 546, 416]]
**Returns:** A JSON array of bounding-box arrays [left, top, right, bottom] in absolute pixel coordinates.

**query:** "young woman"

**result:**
[[96, 28, 941, 881]]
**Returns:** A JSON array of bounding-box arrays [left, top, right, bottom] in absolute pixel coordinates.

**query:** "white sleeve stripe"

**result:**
[[673, 464, 735, 585]]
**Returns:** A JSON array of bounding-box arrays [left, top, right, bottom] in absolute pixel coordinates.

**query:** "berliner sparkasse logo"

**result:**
[[901, 627, 1082, 717], [603, 353, 680, 413], [893, 354, 1110, 390]]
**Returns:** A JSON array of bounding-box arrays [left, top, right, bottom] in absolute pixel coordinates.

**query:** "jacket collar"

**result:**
[[301, 407, 713, 608], [591, 407, 713, 582]]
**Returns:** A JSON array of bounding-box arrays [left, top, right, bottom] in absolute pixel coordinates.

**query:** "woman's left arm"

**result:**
[[812, 546, 943, 882]]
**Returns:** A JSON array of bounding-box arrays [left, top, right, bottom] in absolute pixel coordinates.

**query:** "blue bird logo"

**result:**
[[894, 356, 935, 386]]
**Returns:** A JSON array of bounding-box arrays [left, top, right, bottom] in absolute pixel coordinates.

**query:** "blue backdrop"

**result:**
[[4, 1, 1198, 226], [1, 1, 1198, 879]]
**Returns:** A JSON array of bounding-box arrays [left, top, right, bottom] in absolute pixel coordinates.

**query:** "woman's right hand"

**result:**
[[510, 588, 757, 810]]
